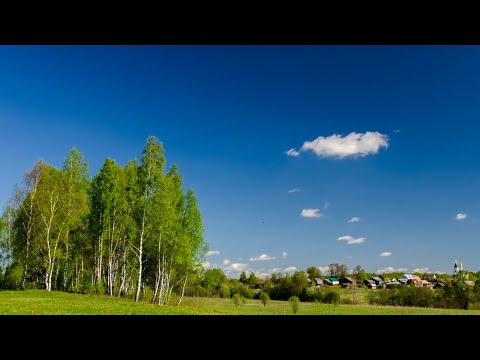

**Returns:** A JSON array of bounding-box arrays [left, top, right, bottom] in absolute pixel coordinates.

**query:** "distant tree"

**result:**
[[290, 271, 309, 297], [289, 296, 301, 314], [239, 271, 248, 284], [247, 272, 259, 287], [353, 265, 362, 281], [259, 291, 270, 307], [357, 269, 368, 282], [339, 264, 349, 278], [328, 263, 340, 277], [306, 266, 321, 281]]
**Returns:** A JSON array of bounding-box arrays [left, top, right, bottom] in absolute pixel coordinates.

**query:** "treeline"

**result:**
[[181, 267, 480, 310], [0, 136, 207, 305]]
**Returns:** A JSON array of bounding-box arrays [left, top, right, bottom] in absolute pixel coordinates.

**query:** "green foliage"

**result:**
[[259, 291, 270, 306], [2, 261, 23, 289], [300, 286, 322, 302], [289, 296, 301, 314], [306, 266, 321, 280], [219, 283, 231, 298], [239, 271, 248, 284], [323, 290, 340, 304], [232, 293, 242, 306]]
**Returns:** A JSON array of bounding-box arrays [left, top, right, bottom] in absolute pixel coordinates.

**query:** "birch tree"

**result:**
[[134, 136, 165, 302]]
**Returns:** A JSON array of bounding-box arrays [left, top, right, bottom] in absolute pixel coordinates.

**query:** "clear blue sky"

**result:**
[[1, 45, 480, 277]]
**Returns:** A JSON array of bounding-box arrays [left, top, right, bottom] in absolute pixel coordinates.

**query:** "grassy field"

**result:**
[[1, 289, 480, 315]]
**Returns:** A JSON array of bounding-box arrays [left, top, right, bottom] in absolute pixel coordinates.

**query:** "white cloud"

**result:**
[[288, 188, 301, 193], [284, 266, 297, 273], [224, 263, 248, 273], [285, 148, 300, 157], [206, 250, 220, 257], [413, 267, 429, 273], [282, 251, 288, 259], [455, 213, 467, 220], [348, 217, 361, 223], [202, 261, 211, 269], [337, 235, 366, 245], [345, 256, 353, 259], [393, 129, 400, 133], [380, 252, 392, 257], [300, 131, 389, 159], [223, 259, 231, 265], [250, 254, 276, 262], [318, 266, 330, 274], [377, 266, 408, 274], [301, 208, 322, 218]]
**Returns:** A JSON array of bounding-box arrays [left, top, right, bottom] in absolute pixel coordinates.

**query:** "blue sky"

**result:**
[[1, 45, 480, 277]]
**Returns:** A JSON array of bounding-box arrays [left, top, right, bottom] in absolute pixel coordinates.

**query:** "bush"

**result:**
[[232, 293, 242, 306], [289, 296, 301, 314], [259, 291, 270, 307], [2, 261, 23, 290], [323, 290, 340, 304], [301, 286, 322, 302], [219, 283, 231, 298]]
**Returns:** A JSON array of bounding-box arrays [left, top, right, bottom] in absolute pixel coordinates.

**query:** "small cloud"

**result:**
[[454, 213, 467, 220], [284, 266, 297, 273], [393, 129, 400, 133], [413, 267, 429, 273], [288, 188, 301, 193], [318, 266, 330, 274], [202, 261, 211, 269], [223, 259, 231, 265], [377, 266, 408, 274], [282, 251, 288, 259], [337, 235, 366, 245], [345, 256, 353, 259], [324, 201, 330, 210], [224, 263, 248, 272], [299, 131, 389, 159], [206, 250, 220, 257], [348, 217, 361, 223], [285, 148, 300, 157], [250, 254, 276, 262], [380, 252, 392, 257], [301, 208, 322, 218]]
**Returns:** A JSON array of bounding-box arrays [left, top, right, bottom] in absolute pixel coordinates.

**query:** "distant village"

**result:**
[[305, 260, 473, 290]]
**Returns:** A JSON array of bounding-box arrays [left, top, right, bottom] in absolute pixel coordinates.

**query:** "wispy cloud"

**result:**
[[224, 263, 248, 273], [288, 188, 301, 193], [299, 131, 389, 159], [324, 201, 330, 210], [348, 217, 361, 223], [377, 266, 408, 274], [285, 148, 300, 157], [454, 213, 467, 220], [284, 266, 297, 273], [337, 235, 366, 245], [206, 250, 220, 257], [223, 259, 231, 266], [412, 267, 429, 273], [202, 261, 211, 269], [282, 251, 288, 259], [393, 129, 400, 133], [250, 254, 276, 262], [301, 208, 322, 218], [380, 252, 392, 257]]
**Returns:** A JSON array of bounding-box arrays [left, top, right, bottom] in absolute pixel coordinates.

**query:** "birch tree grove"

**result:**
[[0, 136, 206, 305]]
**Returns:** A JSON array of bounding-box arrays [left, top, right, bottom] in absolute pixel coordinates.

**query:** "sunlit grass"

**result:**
[[1, 290, 480, 315]]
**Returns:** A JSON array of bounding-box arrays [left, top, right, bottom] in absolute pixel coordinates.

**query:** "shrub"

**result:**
[[323, 290, 340, 304], [3, 261, 23, 290], [219, 283, 231, 298], [259, 291, 270, 307], [289, 296, 301, 314], [232, 293, 242, 306]]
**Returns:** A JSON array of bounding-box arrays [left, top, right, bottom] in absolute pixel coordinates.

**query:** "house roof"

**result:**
[[341, 277, 354, 283], [364, 279, 376, 285], [329, 277, 339, 282], [323, 279, 333, 285], [307, 278, 312, 283], [313, 278, 323, 285], [371, 277, 383, 283]]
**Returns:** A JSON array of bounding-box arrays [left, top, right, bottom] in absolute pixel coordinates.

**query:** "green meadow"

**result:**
[[1, 290, 479, 315]]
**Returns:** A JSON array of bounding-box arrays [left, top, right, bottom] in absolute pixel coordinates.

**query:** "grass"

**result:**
[[1, 289, 480, 315]]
